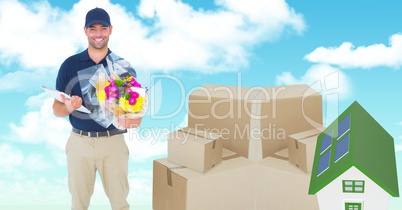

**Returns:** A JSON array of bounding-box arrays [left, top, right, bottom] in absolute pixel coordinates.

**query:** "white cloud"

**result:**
[[25, 153, 52, 171], [125, 129, 168, 162], [0, 0, 305, 93], [25, 92, 51, 110], [123, 113, 192, 162], [216, 0, 305, 35], [0, 144, 24, 172], [275, 64, 352, 101], [275, 64, 352, 125], [0, 177, 70, 205], [67, 171, 155, 206], [9, 97, 71, 149], [304, 34, 402, 69], [0, 69, 57, 93], [0, 143, 53, 176], [134, 0, 305, 72], [0, 0, 82, 69], [128, 169, 153, 204]]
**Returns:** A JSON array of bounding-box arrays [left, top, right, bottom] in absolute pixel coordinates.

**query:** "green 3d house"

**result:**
[[308, 101, 399, 210]]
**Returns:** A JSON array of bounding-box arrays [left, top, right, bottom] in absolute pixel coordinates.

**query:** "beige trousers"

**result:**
[[66, 132, 130, 210]]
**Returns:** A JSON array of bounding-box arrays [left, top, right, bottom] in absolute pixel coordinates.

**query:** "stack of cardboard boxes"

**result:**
[[153, 84, 324, 210]]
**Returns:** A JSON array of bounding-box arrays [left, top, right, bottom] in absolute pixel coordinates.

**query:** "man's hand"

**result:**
[[118, 116, 143, 129], [61, 94, 83, 113]]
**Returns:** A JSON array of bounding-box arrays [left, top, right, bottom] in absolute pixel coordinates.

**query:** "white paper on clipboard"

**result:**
[[40, 85, 91, 114]]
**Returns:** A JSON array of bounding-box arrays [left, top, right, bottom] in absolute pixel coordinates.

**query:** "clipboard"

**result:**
[[41, 85, 91, 114]]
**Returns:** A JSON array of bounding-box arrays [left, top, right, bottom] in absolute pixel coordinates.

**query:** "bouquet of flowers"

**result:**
[[96, 75, 147, 128], [78, 53, 147, 129]]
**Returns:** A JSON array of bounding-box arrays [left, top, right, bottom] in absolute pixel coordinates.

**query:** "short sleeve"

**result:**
[[56, 60, 69, 93]]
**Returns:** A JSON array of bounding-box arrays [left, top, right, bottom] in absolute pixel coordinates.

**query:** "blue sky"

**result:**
[[1, 0, 402, 209]]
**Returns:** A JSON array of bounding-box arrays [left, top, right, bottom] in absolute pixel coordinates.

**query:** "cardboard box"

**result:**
[[153, 149, 257, 210], [167, 127, 223, 173], [154, 148, 320, 210], [256, 156, 319, 210], [271, 148, 289, 161], [287, 128, 324, 173], [188, 84, 322, 162], [256, 84, 323, 158], [187, 84, 261, 161]]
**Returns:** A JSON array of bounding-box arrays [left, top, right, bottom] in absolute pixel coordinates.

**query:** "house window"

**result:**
[[320, 130, 332, 154], [334, 114, 351, 162], [345, 202, 362, 210], [343, 180, 365, 193], [335, 133, 350, 162], [317, 150, 331, 176], [338, 114, 351, 139], [315, 114, 351, 177], [316, 131, 332, 177]]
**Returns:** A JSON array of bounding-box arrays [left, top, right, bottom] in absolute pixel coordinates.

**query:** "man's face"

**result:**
[[84, 23, 113, 50]]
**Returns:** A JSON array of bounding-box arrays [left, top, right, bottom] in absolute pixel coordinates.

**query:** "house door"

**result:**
[[345, 202, 362, 210]]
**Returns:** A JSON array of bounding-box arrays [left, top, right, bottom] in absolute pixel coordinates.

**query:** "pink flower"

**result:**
[[129, 97, 137, 105], [130, 91, 139, 99]]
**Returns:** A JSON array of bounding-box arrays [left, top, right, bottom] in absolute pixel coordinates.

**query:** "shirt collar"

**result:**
[[79, 48, 112, 63]]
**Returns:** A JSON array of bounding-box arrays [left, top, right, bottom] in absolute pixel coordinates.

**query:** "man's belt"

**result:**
[[72, 128, 127, 137]]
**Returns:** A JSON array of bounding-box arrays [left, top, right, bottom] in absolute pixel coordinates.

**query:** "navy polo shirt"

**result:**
[[56, 49, 117, 132]]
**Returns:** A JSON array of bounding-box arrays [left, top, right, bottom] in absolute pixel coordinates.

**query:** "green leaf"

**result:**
[[115, 79, 123, 87]]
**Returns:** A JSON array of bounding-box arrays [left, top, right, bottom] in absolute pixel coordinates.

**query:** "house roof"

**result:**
[[308, 101, 399, 197]]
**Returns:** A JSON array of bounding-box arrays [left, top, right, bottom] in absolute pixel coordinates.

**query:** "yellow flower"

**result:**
[[97, 90, 107, 101], [123, 76, 134, 84], [132, 96, 144, 112], [119, 96, 144, 113], [119, 98, 129, 112]]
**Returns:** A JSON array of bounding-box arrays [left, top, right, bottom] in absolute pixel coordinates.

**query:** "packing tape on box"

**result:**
[[248, 99, 263, 162], [270, 153, 289, 161], [290, 132, 321, 141], [177, 129, 218, 149], [177, 129, 218, 140], [222, 153, 241, 161], [165, 153, 241, 186], [166, 166, 186, 187]]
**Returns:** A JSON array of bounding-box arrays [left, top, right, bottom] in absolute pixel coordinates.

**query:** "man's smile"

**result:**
[[94, 38, 104, 42]]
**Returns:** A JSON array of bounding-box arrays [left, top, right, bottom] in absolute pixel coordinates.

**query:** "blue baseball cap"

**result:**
[[85, 7, 111, 28]]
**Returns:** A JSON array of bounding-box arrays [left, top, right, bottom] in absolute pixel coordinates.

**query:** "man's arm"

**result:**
[[53, 95, 83, 117]]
